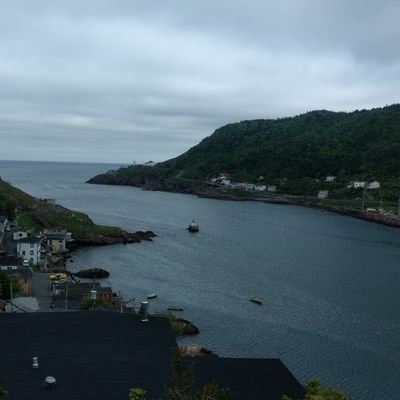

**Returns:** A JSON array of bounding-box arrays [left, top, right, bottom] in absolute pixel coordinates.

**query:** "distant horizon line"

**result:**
[[0, 159, 150, 165]]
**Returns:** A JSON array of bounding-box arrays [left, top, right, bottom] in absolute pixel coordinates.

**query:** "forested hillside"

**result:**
[[89, 105, 400, 200], [162, 105, 400, 181]]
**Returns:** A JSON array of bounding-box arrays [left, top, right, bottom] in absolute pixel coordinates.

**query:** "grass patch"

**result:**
[[16, 213, 42, 231]]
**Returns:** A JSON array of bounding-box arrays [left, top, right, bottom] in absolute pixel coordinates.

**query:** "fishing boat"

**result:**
[[249, 296, 263, 305], [167, 306, 184, 311], [147, 293, 157, 299], [187, 219, 199, 232]]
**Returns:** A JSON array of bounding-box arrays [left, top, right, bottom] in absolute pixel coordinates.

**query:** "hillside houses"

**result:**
[[209, 174, 270, 192], [347, 181, 381, 189]]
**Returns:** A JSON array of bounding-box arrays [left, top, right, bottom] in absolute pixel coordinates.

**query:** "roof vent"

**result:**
[[42, 376, 57, 389], [32, 357, 39, 369], [140, 301, 149, 322]]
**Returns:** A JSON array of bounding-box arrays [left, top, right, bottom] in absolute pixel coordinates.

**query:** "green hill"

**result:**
[[0, 178, 123, 240], [88, 104, 400, 201]]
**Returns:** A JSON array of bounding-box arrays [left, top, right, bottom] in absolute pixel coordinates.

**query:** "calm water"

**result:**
[[1, 160, 400, 399]]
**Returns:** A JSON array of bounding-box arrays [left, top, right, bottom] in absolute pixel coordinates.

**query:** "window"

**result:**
[[30, 258, 34, 262], [30, 243, 34, 248], [22, 251, 26, 255], [30, 250, 34, 255]]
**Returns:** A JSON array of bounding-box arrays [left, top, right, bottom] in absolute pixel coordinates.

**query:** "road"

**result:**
[[31, 272, 52, 311]]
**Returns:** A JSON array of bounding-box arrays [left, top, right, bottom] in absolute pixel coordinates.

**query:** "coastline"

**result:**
[[69, 230, 156, 248], [87, 177, 400, 229]]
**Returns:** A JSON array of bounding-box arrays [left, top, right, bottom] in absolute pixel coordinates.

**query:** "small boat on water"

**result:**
[[249, 296, 263, 305], [167, 306, 184, 311], [187, 219, 199, 232], [147, 293, 157, 299]]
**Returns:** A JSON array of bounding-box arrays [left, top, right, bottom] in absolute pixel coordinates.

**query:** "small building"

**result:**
[[318, 190, 329, 199], [219, 172, 231, 179], [367, 181, 380, 189], [44, 229, 71, 253], [0, 256, 19, 271], [243, 183, 256, 191], [267, 185, 277, 192], [143, 161, 158, 166], [51, 282, 115, 310], [13, 230, 29, 241], [326, 175, 336, 182], [351, 181, 366, 189], [16, 237, 42, 265], [79, 286, 114, 305], [255, 185, 266, 191]]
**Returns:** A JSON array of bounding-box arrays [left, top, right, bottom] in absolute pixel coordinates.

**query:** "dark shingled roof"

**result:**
[[0, 312, 176, 400], [193, 357, 306, 400], [16, 237, 42, 244], [0, 312, 305, 400], [0, 256, 19, 266]]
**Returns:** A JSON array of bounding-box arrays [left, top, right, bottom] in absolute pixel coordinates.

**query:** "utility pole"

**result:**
[[398, 194, 400, 217], [362, 183, 367, 211], [64, 282, 68, 311], [9, 281, 13, 313]]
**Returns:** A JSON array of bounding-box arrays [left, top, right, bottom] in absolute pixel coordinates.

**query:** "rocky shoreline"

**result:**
[[69, 230, 157, 249], [50, 230, 157, 271]]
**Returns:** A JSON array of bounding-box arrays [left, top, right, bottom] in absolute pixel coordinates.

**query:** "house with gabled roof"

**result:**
[[0, 312, 306, 400], [16, 237, 43, 265]]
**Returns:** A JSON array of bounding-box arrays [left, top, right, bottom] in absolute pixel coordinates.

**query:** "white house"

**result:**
[[349, 181, 366, 189], [318, 190, 329, 199], [348, 181, 380, 190], [367, 181, 380, 189], [255, 185, 267, 191], [13, 231, 29, 241], [16, 237, 42, 265], [326, 175, 336, 182], [243, 183, 256, 191]]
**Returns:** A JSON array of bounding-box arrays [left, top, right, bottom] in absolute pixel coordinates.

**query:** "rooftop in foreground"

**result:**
[[0, 312, 305, 400]]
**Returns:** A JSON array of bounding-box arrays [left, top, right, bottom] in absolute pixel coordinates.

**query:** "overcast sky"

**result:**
[[0, 0, 399, 163]]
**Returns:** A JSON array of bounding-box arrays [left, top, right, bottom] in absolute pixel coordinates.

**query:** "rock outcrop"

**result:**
[[179, 344, 216, 358], [70, 231, 156, 248]]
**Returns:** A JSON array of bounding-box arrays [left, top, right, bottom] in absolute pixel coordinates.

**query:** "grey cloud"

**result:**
[[0, 1, 399, 163]]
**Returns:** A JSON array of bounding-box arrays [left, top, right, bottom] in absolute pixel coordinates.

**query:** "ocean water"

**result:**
[[1, 160, 400, 399]]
